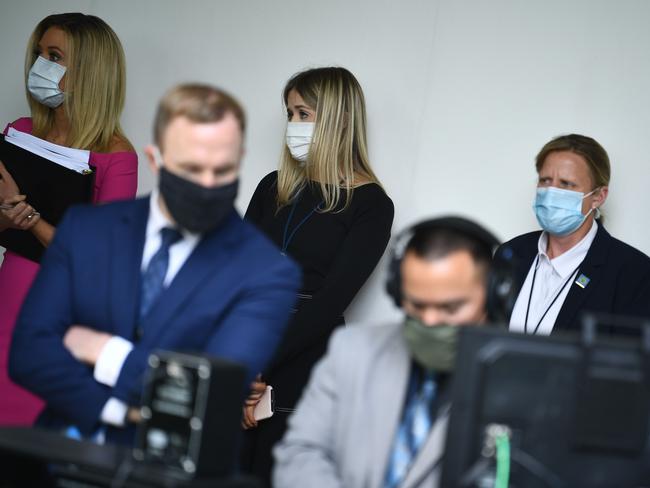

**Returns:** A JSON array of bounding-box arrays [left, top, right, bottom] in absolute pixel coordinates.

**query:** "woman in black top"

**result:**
[[241, 67, 394, 484]]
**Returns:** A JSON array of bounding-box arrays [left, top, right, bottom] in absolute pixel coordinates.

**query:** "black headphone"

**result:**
[[385, 216, 517, 323]]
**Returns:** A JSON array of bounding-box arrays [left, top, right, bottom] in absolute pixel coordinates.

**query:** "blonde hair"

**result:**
[[536, 133, 611, 222], [25, 13, 128, 152], [153, 83, 246, 149], [535, 134, 611, 188], [277, 67, 382, 212]]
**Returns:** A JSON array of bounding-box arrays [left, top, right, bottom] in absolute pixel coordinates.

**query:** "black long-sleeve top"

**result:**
[[245, 171, 394, 370]]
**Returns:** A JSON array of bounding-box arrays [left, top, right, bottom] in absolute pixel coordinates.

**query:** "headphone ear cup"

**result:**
[[487, 245, 518, 323], [385, 253, 402, 308], [385, 226, 414, 308]]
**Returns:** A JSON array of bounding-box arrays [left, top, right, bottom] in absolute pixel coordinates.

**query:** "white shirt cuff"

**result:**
[[100, 397, 129, 427], [93, 336, 133, 387]]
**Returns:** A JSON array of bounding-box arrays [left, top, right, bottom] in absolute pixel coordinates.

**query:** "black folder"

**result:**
[[0, 134, 94, 262]]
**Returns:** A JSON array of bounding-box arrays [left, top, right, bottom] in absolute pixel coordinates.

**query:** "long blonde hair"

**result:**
[[277, 67, 382, 212], [25, 13, 128, 152]]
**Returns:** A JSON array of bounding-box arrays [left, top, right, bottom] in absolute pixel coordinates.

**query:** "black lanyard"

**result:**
[[524, 255, 581, 335]]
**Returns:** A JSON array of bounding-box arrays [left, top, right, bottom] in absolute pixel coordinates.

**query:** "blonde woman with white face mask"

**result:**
[[0, 13, 137, 425], [241, 67, 394, 485]]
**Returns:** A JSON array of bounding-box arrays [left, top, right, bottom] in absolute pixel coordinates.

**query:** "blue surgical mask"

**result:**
[[533, 187, 598, 236], [27, 56, 66, 108]]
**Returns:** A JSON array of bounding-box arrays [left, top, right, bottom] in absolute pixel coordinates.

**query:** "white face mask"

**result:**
[[285, 122, 314, 163], [27, 56, 66, 108]]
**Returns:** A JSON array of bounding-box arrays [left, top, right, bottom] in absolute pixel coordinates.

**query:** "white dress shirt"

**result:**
[[95, 190, 200, 426], [509, 221, 598, 336]]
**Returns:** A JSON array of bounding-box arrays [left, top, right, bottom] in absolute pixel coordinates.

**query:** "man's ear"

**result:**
[[144, 145, 160, 175], [594, 185, 609, 209]]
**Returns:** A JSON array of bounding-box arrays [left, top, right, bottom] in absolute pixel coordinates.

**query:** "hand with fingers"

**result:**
[[63, 325, 112, 366], [0, 160, 20, 203], [241, 374, 267, 430], [0, 160, 40, 232], [0, 195, 40, 231]]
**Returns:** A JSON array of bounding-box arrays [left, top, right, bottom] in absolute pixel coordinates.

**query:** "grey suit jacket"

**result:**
[[273, 323, 447, 488]]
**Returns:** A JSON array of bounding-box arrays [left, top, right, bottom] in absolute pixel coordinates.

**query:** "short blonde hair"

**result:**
[[25, 13, 128, 152], [277, 67, 382, 212], [153, 83, 246, 149]]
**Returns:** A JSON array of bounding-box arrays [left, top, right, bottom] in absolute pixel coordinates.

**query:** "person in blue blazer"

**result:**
[[9, 84, 301, 445], [496, 134, 650, 336]]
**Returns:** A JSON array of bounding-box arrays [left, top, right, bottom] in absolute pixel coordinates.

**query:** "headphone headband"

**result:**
[[390, 216, 500, 264], [385, 216, 516, 323]]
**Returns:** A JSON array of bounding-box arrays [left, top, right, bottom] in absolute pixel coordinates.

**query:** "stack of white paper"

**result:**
[[5, 127, 91, 174]]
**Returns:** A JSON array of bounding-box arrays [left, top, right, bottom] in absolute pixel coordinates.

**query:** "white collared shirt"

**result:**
[[509, 221, 598, 336], [95, 191, 201, 426], [140, 188, 201, 286]]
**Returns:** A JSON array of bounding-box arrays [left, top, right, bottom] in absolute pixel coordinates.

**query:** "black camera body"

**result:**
[[134, 351, 246, 479]]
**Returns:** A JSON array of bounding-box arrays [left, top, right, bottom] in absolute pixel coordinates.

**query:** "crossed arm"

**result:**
[[10, 209, 301, 435]]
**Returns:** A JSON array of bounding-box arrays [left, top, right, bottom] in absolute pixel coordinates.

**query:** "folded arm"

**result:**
[[9, 211, 112, 435], [110, 254, 301, 406]]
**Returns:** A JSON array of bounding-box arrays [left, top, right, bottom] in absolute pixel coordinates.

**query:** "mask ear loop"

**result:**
[[585, 187, 602, 219]]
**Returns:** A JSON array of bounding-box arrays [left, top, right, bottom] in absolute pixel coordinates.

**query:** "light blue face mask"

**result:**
[[533, 186, 598, 236], [27, 56, 66, 108]]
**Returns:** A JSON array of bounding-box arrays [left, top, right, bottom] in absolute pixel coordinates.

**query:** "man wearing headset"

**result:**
[[274, 217, 506, 488]]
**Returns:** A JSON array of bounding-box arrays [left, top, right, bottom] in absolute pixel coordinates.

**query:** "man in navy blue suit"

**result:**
[[9, 84, 301, 444]]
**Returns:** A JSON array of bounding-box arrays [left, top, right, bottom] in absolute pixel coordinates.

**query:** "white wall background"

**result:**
[[2, 0, 649, 324]]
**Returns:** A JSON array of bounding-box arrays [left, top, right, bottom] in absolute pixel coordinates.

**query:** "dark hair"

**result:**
[[154, 83, 246, 147], [385, 217, 517, 320], [405, 225, 494, 273], [385, 217, 501, 310]]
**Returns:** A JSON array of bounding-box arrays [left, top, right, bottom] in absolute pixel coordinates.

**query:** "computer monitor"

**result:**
[[440, 322, 650, 488]]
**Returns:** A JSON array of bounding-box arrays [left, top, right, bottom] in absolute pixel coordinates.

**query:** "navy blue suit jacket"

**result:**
[[496, 224, 650, 334], [9, 197, 300, 443]]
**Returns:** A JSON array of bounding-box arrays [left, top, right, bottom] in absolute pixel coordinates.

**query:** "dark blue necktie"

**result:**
[[140, 227, 182, 319]]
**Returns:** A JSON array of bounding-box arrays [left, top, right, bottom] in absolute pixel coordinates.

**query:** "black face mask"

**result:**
[[158, 167, 238, 234]]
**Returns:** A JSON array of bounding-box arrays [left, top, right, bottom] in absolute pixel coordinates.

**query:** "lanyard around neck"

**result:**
[[281, 193, 323, 255], [524, 255, 581, 335]]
